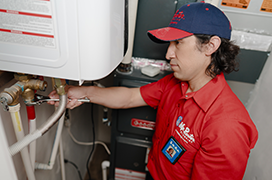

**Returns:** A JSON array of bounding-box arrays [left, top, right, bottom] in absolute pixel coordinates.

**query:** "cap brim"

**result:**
[[148, 27, 193, 43]]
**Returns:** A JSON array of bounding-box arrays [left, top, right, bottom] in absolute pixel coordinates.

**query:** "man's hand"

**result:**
[[48, 85, 86, 109]]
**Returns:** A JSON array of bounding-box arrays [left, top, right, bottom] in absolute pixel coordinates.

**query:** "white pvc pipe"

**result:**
[[0, 113, 18, 180], [101, 160, 110, 180], [26, 105, 37, 171], [35, 113, 65, 170], [29, 118, 36, 171], [9, 94, 67, 156], [9, 104, 36, 180]]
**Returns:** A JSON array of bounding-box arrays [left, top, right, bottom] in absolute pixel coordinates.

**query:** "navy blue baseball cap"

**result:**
[[148, 2, 232, 43]]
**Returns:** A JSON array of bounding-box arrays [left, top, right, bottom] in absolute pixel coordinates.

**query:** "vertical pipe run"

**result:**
[[102, 160, 110, 180], [59, 136, 66, 180], [26, 105, 36, 171], [35, 113, 65, 170], [9, 104, 35, 180], [121, 0, 138, 64]]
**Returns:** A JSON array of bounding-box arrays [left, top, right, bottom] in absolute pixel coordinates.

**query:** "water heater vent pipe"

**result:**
[[117, 0, 139, 73]]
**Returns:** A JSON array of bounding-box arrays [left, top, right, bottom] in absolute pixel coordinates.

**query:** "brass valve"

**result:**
[[0, 73, 48, 108]]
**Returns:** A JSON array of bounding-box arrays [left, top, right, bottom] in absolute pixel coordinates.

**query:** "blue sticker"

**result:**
[[162, 136, 186, 164], [176, 116, 183, 127]]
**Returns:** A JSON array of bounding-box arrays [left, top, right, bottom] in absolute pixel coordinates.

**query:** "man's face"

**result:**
[[165, 35, 211, 82]]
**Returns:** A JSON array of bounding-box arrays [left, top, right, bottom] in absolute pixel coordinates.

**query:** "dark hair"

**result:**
[[194, 34, 240, 78]]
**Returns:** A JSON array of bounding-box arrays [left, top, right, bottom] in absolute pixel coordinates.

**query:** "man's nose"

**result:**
[[165, 42, 175, 60]]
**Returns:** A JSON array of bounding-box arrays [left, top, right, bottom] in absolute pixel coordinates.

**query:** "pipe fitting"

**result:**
[[21, 88, 35, 104], [54, 78, 67, 95], [0, 92, 13, 111], [25, 79, 47, 91], [55, 84, 66, 96], [14, 73, 32, 82], [0, 76, 47, 107], [1, 85, 22, 105]]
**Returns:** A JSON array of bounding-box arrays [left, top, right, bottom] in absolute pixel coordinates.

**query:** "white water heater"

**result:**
[[0, 0, 125, 84]]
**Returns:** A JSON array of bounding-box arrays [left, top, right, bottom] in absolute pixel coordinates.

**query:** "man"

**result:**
[[49, 2, 258, 179]]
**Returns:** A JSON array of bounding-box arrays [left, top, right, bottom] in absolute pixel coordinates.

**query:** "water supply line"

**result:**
[[26, 104, 36, 171], [22, 77, 67, 180], [35, 113, 65, 170], [9, 104, 36, 180], [0, 75, 67, 180], [8, 78, 67, 156], [0, 73, 48, 180], [22, 88, 37, 171], [0, 74, 47, 111]]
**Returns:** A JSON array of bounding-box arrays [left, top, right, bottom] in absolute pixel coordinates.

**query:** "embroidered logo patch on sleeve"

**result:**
[[161, 136, 186, 164]]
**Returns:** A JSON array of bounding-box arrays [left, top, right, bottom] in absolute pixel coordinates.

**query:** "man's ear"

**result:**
[[205, 36, 221, 56]]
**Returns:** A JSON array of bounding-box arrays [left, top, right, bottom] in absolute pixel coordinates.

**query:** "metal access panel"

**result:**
[[115, 137, 152, 172], [117, 106, 156, 137]]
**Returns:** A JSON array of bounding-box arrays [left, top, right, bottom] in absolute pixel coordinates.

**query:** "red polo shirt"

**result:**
[[140, 73, 258, 180]]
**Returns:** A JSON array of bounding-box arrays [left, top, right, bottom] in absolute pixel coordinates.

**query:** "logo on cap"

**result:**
[[170, 10, 184, 25]]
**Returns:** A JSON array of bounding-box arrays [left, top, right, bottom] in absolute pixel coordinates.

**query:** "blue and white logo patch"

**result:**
[[176, 116, 183, 127], [162, 136, 186, 164]]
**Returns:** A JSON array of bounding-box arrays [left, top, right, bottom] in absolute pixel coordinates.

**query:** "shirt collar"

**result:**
[[194, 73, 226, 112], [181, 73, 227, 112]]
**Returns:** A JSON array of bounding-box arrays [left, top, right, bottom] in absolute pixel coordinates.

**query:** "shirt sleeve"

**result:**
[[191, 118, 257, 180], [140, 73, 175, 109]]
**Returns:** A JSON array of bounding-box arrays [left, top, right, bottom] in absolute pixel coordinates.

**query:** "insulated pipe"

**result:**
[[9, 94, 67, 156], [9, 104, 36, 180], [35, 113, 65, 170], [26, 105, 36, 171]]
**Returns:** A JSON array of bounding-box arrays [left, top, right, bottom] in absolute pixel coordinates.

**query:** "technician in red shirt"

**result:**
[[49, 2, 258, 179]]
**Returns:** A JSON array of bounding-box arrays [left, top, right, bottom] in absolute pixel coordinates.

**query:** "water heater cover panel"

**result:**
[[0, 0, 124, 82]]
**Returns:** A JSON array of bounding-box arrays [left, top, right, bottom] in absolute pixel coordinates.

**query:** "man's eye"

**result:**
[[175, 41, 179, 45]]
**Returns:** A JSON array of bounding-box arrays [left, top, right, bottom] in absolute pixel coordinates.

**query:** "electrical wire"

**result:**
[[64, 159, 83, 180], [67, 127, 111, 155]]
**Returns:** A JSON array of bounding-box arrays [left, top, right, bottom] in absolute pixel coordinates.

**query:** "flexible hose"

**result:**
[[38, 95, 67, 135]]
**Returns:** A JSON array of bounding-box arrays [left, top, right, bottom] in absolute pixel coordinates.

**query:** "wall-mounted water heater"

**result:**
[[0, 0, 125, 84]]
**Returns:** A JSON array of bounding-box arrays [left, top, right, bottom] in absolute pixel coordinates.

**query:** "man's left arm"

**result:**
[[191, 119, 256, 180]]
